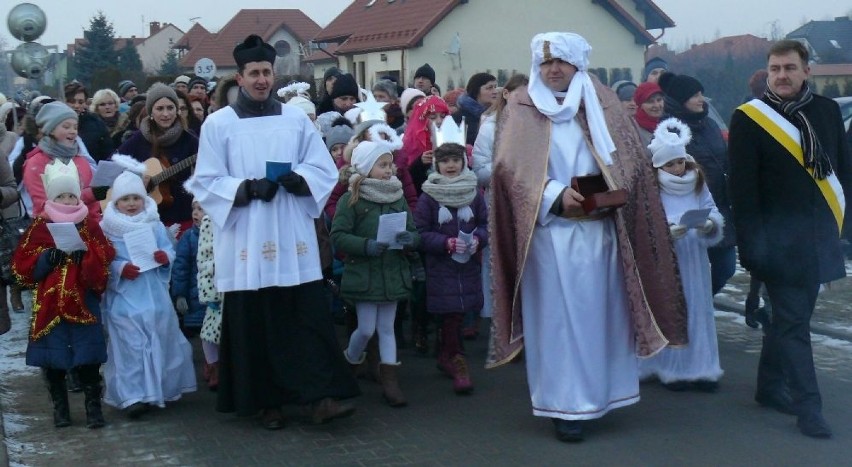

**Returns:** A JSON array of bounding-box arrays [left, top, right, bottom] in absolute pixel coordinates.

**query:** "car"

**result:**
[[834, 96, 852, 133]]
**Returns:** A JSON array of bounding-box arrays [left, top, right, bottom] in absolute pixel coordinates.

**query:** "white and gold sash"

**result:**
[[739, 99, 845, 235]]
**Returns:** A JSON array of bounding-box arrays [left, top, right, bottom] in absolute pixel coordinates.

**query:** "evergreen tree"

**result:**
[[159, 49, 181, 76], [73, 12, 118, 86], [117, 39, 143, 74]]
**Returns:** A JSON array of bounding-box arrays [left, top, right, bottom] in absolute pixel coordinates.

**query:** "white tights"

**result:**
[[346, 301, 398, 364]]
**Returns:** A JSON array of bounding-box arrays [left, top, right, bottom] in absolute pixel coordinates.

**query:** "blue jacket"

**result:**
[[171, 225, 204, 327]]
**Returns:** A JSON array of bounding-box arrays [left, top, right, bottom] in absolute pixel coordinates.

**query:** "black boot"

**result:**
[[66, 367, 83, 393], [45, 369, 71, 428], [78, 365, 105, 428]]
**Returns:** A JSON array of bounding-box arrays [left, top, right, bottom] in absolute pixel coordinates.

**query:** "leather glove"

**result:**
[[669, 224, 688, 240], [411, 261, 426, 281], [175, 296, 188, 315], [153, 250, 170, 265], [121, 263, 141, 280], [395, 231, 414, 247], [446, 237, 467, 254], [468, 236, 480, 255], [278, 172, 312, 196], [700, 219, 716, 235], [248, 178, 279, 202], [365, 239, 389, 257], [45, 248, 67, 268], [92, 186, 110, 201], [69, 250, 86, 265]]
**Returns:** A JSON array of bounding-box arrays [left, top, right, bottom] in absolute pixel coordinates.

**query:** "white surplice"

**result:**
[[187, 105, 338, 292], [520, 117, 639, 421]]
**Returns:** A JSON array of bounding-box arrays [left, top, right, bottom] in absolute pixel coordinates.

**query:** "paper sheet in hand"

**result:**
[[452, 230, 474, 264], [91, 160, 126, 187], [377, 212, 407, 249], [123, 227, 160, 272], [266, 161, 292, 182], [46, 223, 87, 253], [679, 208, 711, 229]]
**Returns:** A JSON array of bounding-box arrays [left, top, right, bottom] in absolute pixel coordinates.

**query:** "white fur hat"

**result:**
[[286, 96, 316, 116], [111, 171, 147, 202], [42, 160, 81, 201], [649, 117, 693, 168], [351, 140, 393, 176]]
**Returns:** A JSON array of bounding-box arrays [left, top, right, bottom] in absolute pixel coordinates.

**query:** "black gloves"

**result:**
[[278, 172, 312, 197], [69, 250, 86, 265], [235, 179, 279, 206], [45, 248, 67, 268], [92, 186, 110, 201], [395, 231, 415, 247]]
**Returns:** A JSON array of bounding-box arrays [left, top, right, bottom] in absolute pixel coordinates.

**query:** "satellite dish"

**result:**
[[10, 41, 50, 78], [7, 3, 47, 42]]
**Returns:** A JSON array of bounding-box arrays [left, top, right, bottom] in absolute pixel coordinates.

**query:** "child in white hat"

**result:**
[[12, 159, 115, 429], [639, 117, 724, 391], [99, 168, 196, 419], [330, 140, 419, 407]]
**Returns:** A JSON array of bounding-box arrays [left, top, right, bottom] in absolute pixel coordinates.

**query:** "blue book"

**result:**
[[266, 161, 292, 182]]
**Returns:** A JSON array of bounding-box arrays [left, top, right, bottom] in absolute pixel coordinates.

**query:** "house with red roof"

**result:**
[[67, 22, 184, 75], [178, 9, 321, 78], [311, 0, 674, 91]]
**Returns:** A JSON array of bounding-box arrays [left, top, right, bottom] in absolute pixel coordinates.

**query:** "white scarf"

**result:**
[[421, 169, 478, 224], [528, 71, 615, 165], [100, 196, 161, 237], [657, 169, 698, 197], [348, 174, 403, 204]]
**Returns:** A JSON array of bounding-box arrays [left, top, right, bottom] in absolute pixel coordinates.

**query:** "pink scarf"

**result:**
[[43, 200, 89, 224]]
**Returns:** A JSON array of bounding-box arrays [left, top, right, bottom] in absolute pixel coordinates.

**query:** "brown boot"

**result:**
[[10, 284, 24, 313], [310, 397, 355, 424], [379, 363, 407, 407]]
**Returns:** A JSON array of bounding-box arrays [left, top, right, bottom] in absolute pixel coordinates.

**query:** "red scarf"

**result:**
[[634, 107, 659, 133]]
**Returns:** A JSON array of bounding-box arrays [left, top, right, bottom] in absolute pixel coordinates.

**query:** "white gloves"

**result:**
[[175, 296, 188, 314], [669, 224, 688, 240], [700, 219, 716, 235]]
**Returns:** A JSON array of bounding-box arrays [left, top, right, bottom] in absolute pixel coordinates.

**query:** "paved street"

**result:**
[[2, 279, 852, 466]]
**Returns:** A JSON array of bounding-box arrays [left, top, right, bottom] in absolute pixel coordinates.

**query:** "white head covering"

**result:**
[[111, 171, 147, 202], [286, 96, 316, 116], [42, 160, 81, 201], [527, 32, 616, 164], [649, 118, 693, 168], [351, 140, 393, 176]]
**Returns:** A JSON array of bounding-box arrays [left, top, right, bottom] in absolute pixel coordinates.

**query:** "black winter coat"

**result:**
[[728, 94, 852, 285], [78, 112, 114, 162]]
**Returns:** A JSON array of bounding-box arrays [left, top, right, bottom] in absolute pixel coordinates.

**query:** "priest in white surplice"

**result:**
[[187, 35, 359, 430], [488, 32, 688, 443]]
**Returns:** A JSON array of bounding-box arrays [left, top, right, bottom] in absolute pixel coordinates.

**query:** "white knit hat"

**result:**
[[351, 140, 393, 176], [399, 88, 426, 114], [649, 117, 693, 168], [111, 171, 147, 202], [42, 160, 81, 201]]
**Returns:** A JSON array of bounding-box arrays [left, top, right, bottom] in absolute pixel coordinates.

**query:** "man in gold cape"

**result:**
[[487, 32, 687, 442]]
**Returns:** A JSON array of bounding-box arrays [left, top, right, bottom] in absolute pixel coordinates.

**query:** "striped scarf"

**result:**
[[763, 82, 831, 179]]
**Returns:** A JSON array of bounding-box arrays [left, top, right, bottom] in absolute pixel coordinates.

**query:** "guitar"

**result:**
[[100, 154, 197, 210]]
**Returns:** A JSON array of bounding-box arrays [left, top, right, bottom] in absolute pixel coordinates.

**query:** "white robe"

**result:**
[[639, 179, 724, 383], [102, 221, 197, 409], [520, 117, 639, 421], [187, 105, 338, 292]]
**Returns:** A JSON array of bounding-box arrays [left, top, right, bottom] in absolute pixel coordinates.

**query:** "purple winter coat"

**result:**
[[414, 190, 488, 314]]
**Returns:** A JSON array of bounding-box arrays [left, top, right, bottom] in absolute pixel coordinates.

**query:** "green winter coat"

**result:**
[[330, 192, 420, 302]]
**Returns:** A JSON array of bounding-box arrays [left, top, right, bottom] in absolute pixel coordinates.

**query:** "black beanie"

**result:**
[[331, 73, 359, 99], [466, 72, 496, 99], [323, 66, 342, 82], [658, 72, 703, 105], [233, 34, 276, 69], [414, 63, 435, 83]]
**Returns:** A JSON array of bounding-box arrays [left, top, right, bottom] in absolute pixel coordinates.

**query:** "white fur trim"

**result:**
[[111, 154, 147, 175], [367, 123, 403, 151]]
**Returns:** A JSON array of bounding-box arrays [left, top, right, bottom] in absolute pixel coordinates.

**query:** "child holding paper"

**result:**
[[414, 142, 487, 395], [12, 160, 115, 429], [171, 199, 206, 337], [330, 140, 419, 407], [639, 118, 724, 391], [100, 168, 196, 418]]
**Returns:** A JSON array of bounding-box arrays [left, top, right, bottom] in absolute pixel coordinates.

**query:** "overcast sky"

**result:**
[[1, 1, 849, 52]]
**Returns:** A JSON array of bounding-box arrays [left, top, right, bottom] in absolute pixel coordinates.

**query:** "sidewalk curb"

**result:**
[[714, 296, 852, 342]]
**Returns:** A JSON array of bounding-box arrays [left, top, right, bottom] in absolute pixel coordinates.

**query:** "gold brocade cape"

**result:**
[[486, 80, 688, 368]]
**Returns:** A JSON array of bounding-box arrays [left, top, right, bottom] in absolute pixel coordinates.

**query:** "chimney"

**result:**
[[149, 21, 161, 36]]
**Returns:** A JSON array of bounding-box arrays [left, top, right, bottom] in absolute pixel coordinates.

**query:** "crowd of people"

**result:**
[[0, 32, 849, 443]]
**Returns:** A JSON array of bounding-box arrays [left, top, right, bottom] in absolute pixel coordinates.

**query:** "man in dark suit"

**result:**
[[729, 39, 852, 439]]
